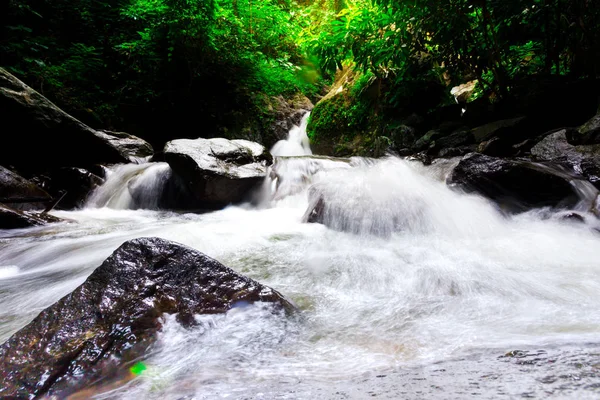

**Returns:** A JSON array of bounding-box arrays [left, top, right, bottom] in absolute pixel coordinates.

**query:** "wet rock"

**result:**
[[95, 130, 153, 160], [0, 165, 52, 211], [437, 146, 475, 158], [0, 203, 62, 229], [389, 124, 418, 151], [531, 129, 600, 188], [0, 237, 292, 398], [557, 211, 586, 224], [567, 112, 600, 145], [447, 153, 580, 211], [0, 203, 45, 229], [33, 168, 104, 210], [414, 129, 446, 151], [434, 129, 475, 152], [470, 116, 528, 143], [303, 188, 326, 225], [0, 68, 153, 171], [266, 94, 314, 147], [164, 138, 272, 209], [531, 129, 579, 160]]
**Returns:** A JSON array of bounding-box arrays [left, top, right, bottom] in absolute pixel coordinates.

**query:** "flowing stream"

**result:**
[[1, 115, 600, 398]]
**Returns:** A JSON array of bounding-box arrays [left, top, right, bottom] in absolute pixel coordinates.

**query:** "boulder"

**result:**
[[447, 153, 580, 211], [470, 117, 528, 144], [0, 68, 153, 171], [0, 165, 52, 210], [450, 80, 477, 104], [0, 203, 62, 230], [531, 129, 600, 188], [33, 168, 104, 210], [95, 130, 153, 161], [0, 203, 45, 229], [414, 129, 450, 151], [0, 237, 292, 399], [415, 117, 530, 157], [434, 129, 475, 151], [389, 124, 418, 151], [567, 112, 600, 145], [164, 138, 272, 209]]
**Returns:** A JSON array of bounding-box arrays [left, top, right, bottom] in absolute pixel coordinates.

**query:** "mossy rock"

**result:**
[[307, 68, 379, 157]]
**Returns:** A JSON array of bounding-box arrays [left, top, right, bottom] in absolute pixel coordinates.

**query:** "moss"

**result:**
[[307, 68, 381, 156]]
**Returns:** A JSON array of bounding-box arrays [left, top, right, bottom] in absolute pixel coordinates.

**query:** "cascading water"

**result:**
[[270, 113, 312, 157], [1, 117, 600, 398], [87, 162, 173, 210]]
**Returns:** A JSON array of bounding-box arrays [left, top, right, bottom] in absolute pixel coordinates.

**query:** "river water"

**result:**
[[1, 117, 600, 398]]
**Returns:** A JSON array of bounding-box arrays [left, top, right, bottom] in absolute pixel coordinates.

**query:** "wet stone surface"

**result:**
[[0, 237, 293, 399]]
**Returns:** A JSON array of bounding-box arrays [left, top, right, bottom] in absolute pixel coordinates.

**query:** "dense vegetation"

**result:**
[[2, 0, 599, 150], [305, 0, 600, 154], [0, 0, 325, 146]]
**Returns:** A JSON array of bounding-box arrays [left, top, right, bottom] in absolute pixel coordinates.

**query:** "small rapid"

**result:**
[[270, 113, 312, 157], [87, 162, 173, 210], [1, 116, 600, 398]]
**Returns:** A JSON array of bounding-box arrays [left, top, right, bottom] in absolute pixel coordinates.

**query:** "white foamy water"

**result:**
[[1, 119, 600, 399], [87, 162, 172, 209], [270, 113, 312, 157]]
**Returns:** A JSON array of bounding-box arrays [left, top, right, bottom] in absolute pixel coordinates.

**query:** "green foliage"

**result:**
[[307, 68, 378, 156], [2, 0, 599, 150], [306, 0, 600, 101], [0, 0, 323, 145]]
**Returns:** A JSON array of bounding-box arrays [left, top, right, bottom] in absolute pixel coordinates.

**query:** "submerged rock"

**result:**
[[301, 160, 428, 237], [164, 138, 272, 208], [0, 237, 292, 398], [0, 68, 153, 171], [447, 153, 580, 211], [0, 165, 51, 210]]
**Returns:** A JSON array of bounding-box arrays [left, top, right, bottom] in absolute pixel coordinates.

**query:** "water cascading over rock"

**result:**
[[270, 113, 312, 157], [163, 138, 272, 209], [0, 237, 293, 399], [86, 163, 178, 210]]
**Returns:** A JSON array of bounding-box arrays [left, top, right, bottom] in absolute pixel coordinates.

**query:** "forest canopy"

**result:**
[[1, 0, 598, 145]]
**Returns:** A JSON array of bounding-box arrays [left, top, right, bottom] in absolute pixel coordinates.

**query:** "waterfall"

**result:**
[[2, 154, 600, 399], [86, 162, 172, 210], [270, 113, 312, 157]]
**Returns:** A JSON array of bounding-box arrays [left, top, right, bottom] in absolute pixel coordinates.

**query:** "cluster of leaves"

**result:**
[[306, 0, 600, 101], [0, 0, 322, 145]]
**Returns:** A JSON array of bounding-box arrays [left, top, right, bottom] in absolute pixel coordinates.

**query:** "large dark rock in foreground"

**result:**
[[0, 165, 51, 210], [447, 153, 581, 211], [0, 68, 153, 171], [0, 237, 292, 398], [164, 138, 272, 209]]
